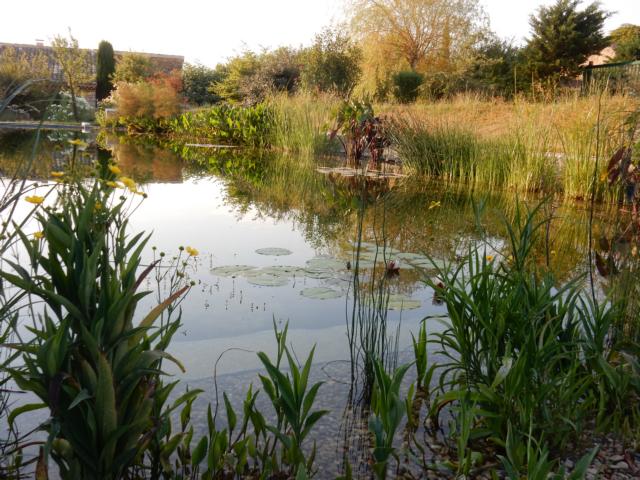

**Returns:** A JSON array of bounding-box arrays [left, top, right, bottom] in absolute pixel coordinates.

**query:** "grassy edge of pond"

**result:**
[[99, 92, 638, 205]]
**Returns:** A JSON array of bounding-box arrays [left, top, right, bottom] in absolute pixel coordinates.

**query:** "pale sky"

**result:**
[[1, 0, 638, 66]]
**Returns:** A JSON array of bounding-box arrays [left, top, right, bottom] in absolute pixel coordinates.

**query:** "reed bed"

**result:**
[[382, 93, 635, 201], [266, 92, 341, 156]]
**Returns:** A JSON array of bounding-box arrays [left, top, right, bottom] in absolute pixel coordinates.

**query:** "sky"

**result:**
[[1, 0, 638, 66]]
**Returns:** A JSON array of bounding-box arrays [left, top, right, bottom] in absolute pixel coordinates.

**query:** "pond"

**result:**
[[0, 129, 620, 477]]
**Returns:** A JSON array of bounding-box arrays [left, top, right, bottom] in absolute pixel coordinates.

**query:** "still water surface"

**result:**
[[0, 130, 615, 476]]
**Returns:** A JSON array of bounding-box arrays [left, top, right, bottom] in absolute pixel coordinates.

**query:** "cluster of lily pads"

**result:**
[[209, 245, 439, 308]]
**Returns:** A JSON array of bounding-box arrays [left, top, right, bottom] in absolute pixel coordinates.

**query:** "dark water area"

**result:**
[[0, 129, 627, 478]]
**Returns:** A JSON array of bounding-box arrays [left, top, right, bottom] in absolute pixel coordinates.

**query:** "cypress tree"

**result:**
[[96, 40, 115, 102]]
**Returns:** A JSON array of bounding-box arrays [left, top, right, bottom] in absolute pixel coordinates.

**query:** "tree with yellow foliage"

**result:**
[[348, 0, 489, 97]]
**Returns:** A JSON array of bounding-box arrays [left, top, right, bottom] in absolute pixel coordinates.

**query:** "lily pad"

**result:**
[[211, 265, 257, 277], [247, 274, 289, 287], [306, 256, 345, 271], [256, 247, 292, 256], [258, 265, 304, 276], [387, 295, 422, 311], [304, 269, 336, 280], [301, 287, 343, 300]]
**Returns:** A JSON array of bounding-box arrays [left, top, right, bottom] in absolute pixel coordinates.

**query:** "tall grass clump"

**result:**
[[267, 92, 340, 156], [423, 202, 640, 475], [0, 165, 198, 478], [384, 94, 634, 200]]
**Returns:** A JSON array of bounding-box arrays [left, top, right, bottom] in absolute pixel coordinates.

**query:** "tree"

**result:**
[[112, 52, 154, 83], [610, 24, 640, 62], [182, 63, 225, 105], [96, 40, 115, 102], [525, 0, 610, 82], [466, 37, 527, 98], [51, 31, 93, 121], [349, 0, 488, 70], [300, 27, 361, 96], [210, 48, 302, 104]]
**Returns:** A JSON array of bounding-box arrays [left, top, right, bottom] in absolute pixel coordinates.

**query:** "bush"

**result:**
[[181, 63, 224, 105], [110, 73, 182, 131], [46, 91, 94, 122], [392, 71, 423, 103], [300, 27, 362, 96], [210, 48, 301, 105]]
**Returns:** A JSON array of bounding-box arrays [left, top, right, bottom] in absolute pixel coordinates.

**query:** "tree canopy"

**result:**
[[96, 40, 115, 102], [610, 24, 640, 62], [51, 31, 93, 121], [112, 53, 155, 84], [525, 0, 609, 82]]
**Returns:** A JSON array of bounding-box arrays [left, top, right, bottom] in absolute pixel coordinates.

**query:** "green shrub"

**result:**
[[392, 71, 423, 103]]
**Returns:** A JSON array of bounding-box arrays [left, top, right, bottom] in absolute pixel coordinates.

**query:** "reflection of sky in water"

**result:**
[[128, 177, 443, 378], [1, 131, 618, 380]]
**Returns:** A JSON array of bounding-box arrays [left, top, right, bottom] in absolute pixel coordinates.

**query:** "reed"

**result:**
[[266, 92, 340, 156]]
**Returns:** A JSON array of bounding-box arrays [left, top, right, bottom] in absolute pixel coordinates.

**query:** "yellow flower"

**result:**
[[119, 176, 136, 190], [105, 180, 120, 188], [486, 255, 494, 262], [50, 171, 64, 178], [68, 139, 88, 148], [600, 173, 608, 182], [25, 195, 45, 204], [428, 201, 441, 210], [185, 246, 199, 257], [108, 165, 122, 175], [95, 202, 102, 210], [33, 231, 44, 239]]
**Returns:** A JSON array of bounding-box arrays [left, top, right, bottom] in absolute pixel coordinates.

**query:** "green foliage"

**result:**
[[112, 52, 154, 84], [210, 48, 301, 105], [168, 103, 272, 147], [300, 27, 362, 97], [467, 37, 527, 98], [525, 0, 610, 83], [610, 24, 640, 62], [46, 91, 93, 122], [182, 63, 225, 105], [0, 167, 192, 478], [392, 71, 423, 103], [368, 360, 412, 479], [258, 322, 329, 476], [51, 31, 94, 121], [96, 41, 115, 102], [423, 202, 640, 475]]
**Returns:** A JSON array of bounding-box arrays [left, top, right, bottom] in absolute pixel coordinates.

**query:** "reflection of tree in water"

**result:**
[[101, 135, 184, 183], [0, 129, 95, 177]]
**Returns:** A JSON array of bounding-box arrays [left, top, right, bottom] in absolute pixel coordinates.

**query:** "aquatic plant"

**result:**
[[416, 201, 640, 476], [168, 103, 272, 147], [329, 98, 387, 163], [1, 166, 194, 478]]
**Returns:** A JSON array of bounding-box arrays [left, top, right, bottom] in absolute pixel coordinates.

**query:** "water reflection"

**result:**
[[0, 130, 619, 380], [3, 130, 637, 479]]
